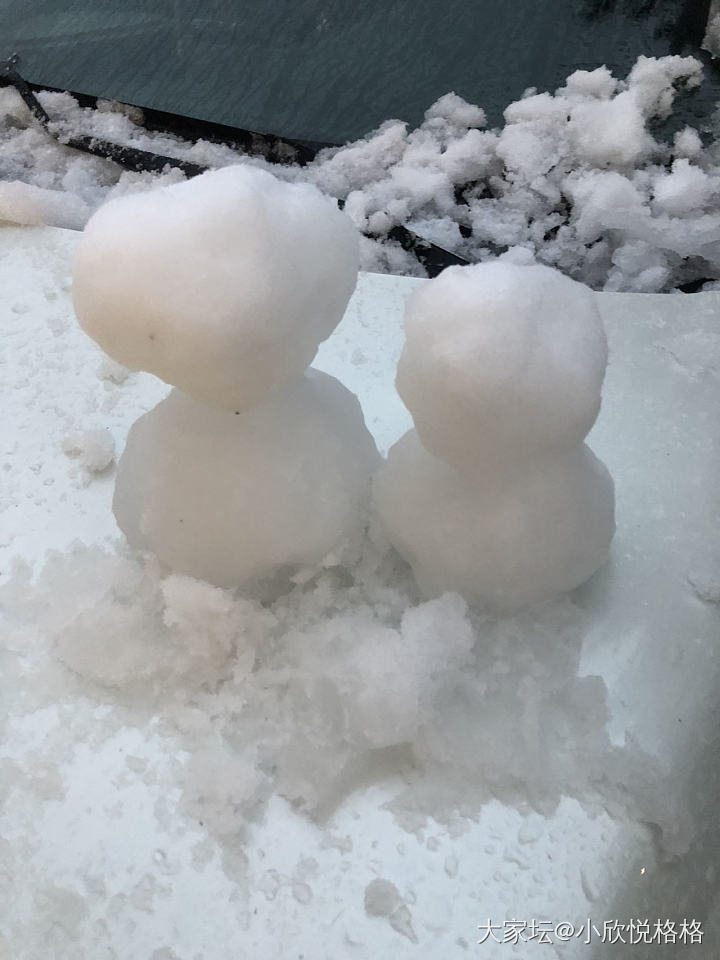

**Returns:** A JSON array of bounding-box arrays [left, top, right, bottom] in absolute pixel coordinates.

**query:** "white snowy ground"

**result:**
[[1, 224, 719, 959]]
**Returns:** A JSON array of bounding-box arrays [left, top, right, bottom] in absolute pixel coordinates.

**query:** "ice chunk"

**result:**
[[72, 165, 359, 410], [113, 370, 379, 592], [373, 432, 614, 612], [395, 262, 608, 472]]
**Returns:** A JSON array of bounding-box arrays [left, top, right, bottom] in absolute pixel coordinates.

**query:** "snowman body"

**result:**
[[373, 262, 615, 612], [73, 166, 379, 594]]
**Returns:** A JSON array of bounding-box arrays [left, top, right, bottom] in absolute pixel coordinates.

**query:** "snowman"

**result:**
[[72, 165, 379, 595], [373, 261, 615, 612]]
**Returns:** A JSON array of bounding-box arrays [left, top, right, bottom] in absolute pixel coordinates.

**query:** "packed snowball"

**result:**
[[395, 262, 608, 471], [2, 54, 720, 291], [72, 165, 359, 410], [113, 372, 380, 593], [374, 262, 615, 611]]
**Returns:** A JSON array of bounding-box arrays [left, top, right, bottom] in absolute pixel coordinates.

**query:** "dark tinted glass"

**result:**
[[0, 0, 716, 142]]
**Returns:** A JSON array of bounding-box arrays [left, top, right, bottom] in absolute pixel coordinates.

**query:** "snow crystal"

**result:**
[[113, 371, 379, 593], [73, 165, 359, 410]]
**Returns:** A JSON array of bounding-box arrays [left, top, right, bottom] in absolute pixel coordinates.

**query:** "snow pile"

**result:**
[[0, 540, 672, 843], [375, 263, 615, 611], [73, 165, 359, 410], [2, 55, 720, 289]]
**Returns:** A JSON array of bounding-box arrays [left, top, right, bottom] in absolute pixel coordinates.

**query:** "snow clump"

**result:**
[[61, 427, 116, 474]]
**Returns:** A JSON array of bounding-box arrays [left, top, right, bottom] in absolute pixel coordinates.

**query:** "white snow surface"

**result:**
[[1, 55, 720, 291], [1, 215, 719, 956], [72, 165, 359, 410]]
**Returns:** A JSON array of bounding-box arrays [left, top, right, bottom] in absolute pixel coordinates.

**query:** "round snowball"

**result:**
[[373, 430, 614, 612], [396, 262, 608, 471], [113, 370, 379, 592], [73, 166, 359, 410]]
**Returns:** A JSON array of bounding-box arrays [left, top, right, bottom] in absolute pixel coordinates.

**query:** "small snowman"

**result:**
[[373, 261, 615, 612], [72, 165, 379, 594]]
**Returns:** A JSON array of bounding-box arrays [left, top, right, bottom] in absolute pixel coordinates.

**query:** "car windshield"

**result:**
[[1, 0, 718, 142]]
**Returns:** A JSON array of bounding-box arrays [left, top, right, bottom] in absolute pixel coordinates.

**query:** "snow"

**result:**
[[73, 165, 375, 594], [1, 226, 719, 956], [377, 262, 614, 609], [395, 262, 608, 468], [0, 179, 90, 230], [2, 54, 720, 291], [651, 158, 715, 217], [113, 372, 379, 593], [374, 435, 614, 611], [72, 165, 359, 410], [61, 427, 116, 474]]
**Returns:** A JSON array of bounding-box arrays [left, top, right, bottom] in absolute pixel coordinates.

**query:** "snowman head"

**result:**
[[396, 261, 608, 472], [73, 165, 359, 411]]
